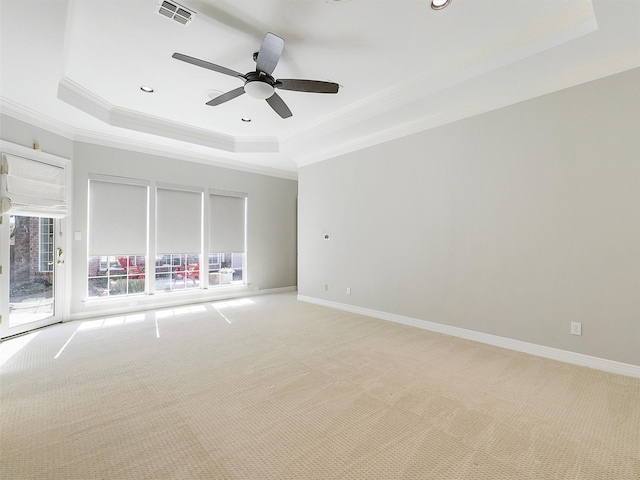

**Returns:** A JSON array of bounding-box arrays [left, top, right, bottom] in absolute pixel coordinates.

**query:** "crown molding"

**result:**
[[1, 97, 297, 180], [294, 48, 639, 168], [282, 0, 597, 151], [73, 129, 298, 180], [0, 97, 76, 140], [4, 0, 632, 180], [57, 77, 280, 154]]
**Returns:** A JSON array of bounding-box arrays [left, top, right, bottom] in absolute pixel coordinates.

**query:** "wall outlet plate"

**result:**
[[571, 322, 582, 335]]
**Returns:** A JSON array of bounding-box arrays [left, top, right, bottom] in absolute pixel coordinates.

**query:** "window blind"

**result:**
[[209, 192, 246, 253], [156, 187, 202, 254], [88, 179, 148, 256], [0, 153, 67, 217]]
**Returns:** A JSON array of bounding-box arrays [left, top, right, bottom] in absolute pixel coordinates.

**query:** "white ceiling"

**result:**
[[1, 0, 638, 178]]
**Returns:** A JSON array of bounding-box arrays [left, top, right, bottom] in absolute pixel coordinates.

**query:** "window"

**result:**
[[39, 218, 54, 272], [208, 252, 245, 285], [154, 253, 200, 291], [87, 177, 149, 298], [88, 255, 146, 297], [155, 187, 202, 293], [209, 192, 246, 286], [86, 179, 248, 297]]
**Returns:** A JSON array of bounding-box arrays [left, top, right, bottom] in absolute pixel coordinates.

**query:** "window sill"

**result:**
[[83, 283, 250, 305]]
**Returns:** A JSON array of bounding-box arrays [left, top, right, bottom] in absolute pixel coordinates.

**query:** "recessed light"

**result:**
[[431, 0, 452, 10], [140, 86, 154, 93], [241, 117, 251, 122]]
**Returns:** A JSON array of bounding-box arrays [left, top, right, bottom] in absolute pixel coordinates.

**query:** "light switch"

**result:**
[[74, 231, 82, 241]]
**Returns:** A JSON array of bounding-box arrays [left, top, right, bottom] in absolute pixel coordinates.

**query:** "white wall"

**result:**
[[298, 68, 640, 366]]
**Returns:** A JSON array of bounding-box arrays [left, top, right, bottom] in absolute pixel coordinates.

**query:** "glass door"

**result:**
[[0, 214, 64, 338]]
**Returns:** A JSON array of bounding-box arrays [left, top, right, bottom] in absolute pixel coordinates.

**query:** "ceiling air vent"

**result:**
[[155, 0, 195, 26]]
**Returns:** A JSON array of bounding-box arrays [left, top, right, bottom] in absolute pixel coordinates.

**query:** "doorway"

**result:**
[[1, 215, 64, 338]]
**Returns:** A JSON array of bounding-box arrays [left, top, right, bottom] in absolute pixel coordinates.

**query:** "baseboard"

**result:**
[[297, 295, 640, 379], [67, 286, 297, 322]]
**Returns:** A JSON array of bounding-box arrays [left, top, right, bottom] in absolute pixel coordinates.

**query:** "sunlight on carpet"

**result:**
[[1, 293, 638, 479]]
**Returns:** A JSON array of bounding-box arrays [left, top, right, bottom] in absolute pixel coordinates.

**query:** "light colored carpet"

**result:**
[[1, 292, 639, 479]]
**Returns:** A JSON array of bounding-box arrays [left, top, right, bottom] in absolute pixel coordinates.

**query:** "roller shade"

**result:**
[[88, 179, 148, 256], [209, 192, 246, 253], [0, 153, 67, 217], [156, 187, 202, 253]]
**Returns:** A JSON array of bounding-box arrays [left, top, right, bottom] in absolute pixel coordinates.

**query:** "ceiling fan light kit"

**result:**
[[431, 0, 452, 10], [243, 71, 277, 100], [172, 32, 340, 119], [244, 80, 275, 100]]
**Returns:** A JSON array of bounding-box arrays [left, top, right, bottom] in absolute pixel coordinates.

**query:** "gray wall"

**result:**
[[298, 68, 640, 366], [0, 114, 73, 158], [70, 142, 297, 317], [1, 116, 297, 319]]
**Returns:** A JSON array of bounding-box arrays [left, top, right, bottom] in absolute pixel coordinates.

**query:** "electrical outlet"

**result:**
[[323, 284, 328, 291], [571, 322, 582, 336], [346, 287, 351, 295]]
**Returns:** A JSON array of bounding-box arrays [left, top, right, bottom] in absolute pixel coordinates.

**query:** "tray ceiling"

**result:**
[[1, 0, 638, 177]]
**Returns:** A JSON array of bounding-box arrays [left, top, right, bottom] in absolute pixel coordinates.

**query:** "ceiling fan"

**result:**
[[172, 32, 339, 118]]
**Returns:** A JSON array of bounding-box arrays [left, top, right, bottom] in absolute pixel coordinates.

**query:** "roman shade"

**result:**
[[88, 177, 149, 256], [209, 191, 246, 253], [156, 186, 202, 254], [0, 153, 67, 217]]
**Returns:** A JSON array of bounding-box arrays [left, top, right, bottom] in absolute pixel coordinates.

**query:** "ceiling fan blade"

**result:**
[[255, 32, 284, 75], [276, 79, 339, 94], [172, 53, 245, 80], [206, 87, 246, 106], [266, 92, 292, 118]]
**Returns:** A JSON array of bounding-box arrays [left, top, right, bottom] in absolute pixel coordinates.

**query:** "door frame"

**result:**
[[0, 141, 70, 339]]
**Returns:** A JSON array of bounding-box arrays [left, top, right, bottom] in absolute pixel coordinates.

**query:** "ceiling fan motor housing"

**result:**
[[172, 32, 339, 117], [244, 72, 276, 99]]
